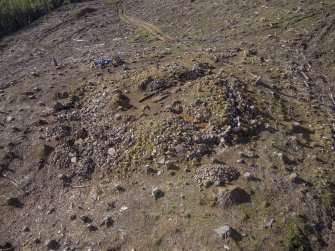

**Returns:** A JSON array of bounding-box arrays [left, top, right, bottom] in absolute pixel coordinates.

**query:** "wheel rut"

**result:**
[[116, 1, 173, 42]]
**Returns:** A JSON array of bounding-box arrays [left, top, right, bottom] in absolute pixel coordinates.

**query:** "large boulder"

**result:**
[[217, 186, 250, 207]]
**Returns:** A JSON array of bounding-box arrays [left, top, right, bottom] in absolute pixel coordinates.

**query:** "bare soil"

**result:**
[[1, 0, 335, 250]]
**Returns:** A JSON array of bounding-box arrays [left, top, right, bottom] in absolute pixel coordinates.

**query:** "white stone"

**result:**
[[215, 225, 231, 238], [244, 172, 252, 180], [108, 147, 116, 156]]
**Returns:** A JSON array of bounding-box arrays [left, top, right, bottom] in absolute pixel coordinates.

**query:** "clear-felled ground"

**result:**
[[0, 0, 335, 250]]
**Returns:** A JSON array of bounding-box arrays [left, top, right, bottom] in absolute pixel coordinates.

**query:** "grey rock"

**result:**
[[194, 98, 203, 106], [6, 197, 23, 208], [194, 164, 240, 187], [217, 187, 251, 207], [157, 157, 165, 165], [34, 237, 41, 244], [87, 224, 98, 232], [6, 116, 14, 122], [292, 121, 300, 127], [108, 147, 116, 156], [80, 215, 92, 224], [45, 239, 60, 250], [53, 102, 64, 112], [243, 172, 252, 180], [215, 225, 231, 238], [31, 72, 40, 77], [115, 184, 125, 192], [58, 174, 70, 183], [152, 187, 164, 200], [144, 164, 157, 174], [265, 218, 275, 229], [197, 143, 210, 155], [289, 173, 299, 183], [57, 91, 69, 99], [100, 217, 114, 228]]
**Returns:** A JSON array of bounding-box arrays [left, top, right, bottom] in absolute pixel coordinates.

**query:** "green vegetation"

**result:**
[[277, 215, 312, 250], [0, 0, 85, 38], [135, 28, 157, 42], [153, 238, 163, 246]]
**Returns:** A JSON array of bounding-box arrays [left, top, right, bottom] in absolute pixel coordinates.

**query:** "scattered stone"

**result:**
[[57, 91, 69, 99], [6, 197, 23, 208], [0, 242, 13, 250], [144, 165, 157, 174], [292, 121, 301, 127], [31, 72, 40, 77], [152, 187, 164, 200], [87, 224, 98, 232], [6, 116, 14, 122], [165, 162, 179, 171], [22, 226, 30, 232], [53, 102, 64, 112], [265, 218, 275, 229], [34, 119, 48, 126], [167, 101, 183, 114], [115, 184, 125, 192], [217, 187, 251, 207], [71, 157, 77, 163], [80, 215, 92, 224], [289, 173, 299, 183], [215, 225, 231, 238], [58, 174, 70, 184], [45, 239, 60, 250], [203, 179, 213, 188], [119, 206, 128, 212], [70, 214, 77, 221], [33, 237, 41, 244], [114, 113, 122, 120], [34, 87, 42, 92], [108, 90, 132, 110], [108, 147, 116, 156], [194, 98, 204, 106], [100, 217, 114, 228], [243, 172, 253, 180], [237, 159, 245, 164], [47, 207, 56, 215], [11, 126, 20, 132], [157, 157, 165, 165], [194, 164, 240, 187]]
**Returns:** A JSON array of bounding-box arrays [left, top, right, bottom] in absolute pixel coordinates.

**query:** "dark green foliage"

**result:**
[[0, 0, 88, 38], [277, 215, 313, 251]]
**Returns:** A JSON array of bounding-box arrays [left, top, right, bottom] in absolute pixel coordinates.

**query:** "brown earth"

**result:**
[[0, 0, 335, 250]]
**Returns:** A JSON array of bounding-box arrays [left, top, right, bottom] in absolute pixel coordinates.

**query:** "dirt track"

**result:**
[[116, 1, 173, 42], [0, 0, 335, 250]]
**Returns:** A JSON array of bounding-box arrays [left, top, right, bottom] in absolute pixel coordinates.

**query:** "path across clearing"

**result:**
[[116, 1, 173, 42]]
